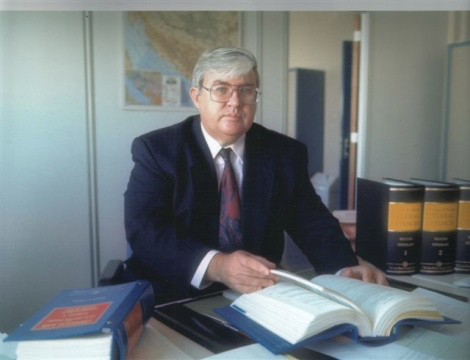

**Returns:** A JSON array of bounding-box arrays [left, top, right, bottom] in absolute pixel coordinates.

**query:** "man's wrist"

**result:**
[[335, 268, 346, 276], [190, 250, 220, 289]]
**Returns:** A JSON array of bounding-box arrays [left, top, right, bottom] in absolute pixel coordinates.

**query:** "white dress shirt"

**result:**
[[190, 123, 245, 289]]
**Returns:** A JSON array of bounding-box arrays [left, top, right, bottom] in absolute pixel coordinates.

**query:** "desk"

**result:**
[[131, 273, 470, 359], [130, 318, 213, 359], [131, 308, 334, 360], [388, 272, 470, 303]]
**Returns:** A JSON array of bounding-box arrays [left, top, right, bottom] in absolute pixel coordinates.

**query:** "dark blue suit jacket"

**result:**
[[123, 115, 358, 302]]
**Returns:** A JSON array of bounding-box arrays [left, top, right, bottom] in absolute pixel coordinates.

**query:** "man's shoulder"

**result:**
[[138, 115, 198, 143], [131, 116, 200, 159], [249, 122, 306, 150]]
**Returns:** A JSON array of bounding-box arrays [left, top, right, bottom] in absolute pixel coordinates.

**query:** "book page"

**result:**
[[308, 326, 467, 360], [411, 287, 470, 339], [16, 334, 113, 359], [232, 282, 370, 343], [308, 287, 467, 359], [312, 275, 441, 336], [271, 269, 365, 315]]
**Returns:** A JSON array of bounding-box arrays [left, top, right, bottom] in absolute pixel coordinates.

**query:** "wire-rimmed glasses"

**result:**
[[201, 84, 261, 104]]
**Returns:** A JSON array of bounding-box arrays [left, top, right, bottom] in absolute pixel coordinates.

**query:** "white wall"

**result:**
[[1, 12, 93, 331], [443, 40, 470, 181], [364, 12, 449, 181]]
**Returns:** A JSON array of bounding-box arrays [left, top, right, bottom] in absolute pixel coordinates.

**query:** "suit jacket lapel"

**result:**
[[242, 125, 276, 252], [187, 117, 220, 246]]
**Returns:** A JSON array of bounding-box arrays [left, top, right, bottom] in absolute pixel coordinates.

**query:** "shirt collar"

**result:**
[[200, 122, 245, 161]]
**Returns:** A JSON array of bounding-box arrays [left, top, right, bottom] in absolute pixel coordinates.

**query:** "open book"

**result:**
[[215, 270, 459, 354]]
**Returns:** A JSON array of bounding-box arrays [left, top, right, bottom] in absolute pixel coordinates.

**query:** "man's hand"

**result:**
[[339, 257, 389, 286], [206, 250, 278, 293]]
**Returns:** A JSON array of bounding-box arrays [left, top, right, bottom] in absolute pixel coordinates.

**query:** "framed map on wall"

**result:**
[[123, 12, 240, 110]]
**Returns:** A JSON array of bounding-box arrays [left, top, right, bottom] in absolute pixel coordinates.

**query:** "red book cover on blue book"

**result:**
[[6, 280, 154, 360]]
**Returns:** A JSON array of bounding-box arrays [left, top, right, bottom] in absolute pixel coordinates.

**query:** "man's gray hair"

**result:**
[[192, 47, 260, 88]]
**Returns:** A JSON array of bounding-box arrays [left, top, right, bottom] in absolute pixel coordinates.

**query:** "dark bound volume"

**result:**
[[454, 178, 470, 273], [356, 178, 424, 274], [410, 179, 460, 274]]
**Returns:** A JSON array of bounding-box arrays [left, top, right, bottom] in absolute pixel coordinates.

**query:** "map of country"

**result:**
[[124, 12, 239, 108]]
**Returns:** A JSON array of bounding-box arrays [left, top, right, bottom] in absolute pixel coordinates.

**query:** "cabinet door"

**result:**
[[288, 68, 325, 177]]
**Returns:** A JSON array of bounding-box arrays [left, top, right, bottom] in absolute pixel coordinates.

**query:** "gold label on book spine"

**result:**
[[458, 201, 470, 230], [423, 202, 458, 232], [388, 202, 422, 231]]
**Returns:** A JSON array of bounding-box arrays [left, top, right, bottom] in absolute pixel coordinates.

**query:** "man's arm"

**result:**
[[124, 136, 212, 286], [282, 143, 359, 274], [289, 171, 388, 284]]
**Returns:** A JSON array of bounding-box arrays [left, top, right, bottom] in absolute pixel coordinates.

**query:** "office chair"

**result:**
[[99, 259, 125, 286]]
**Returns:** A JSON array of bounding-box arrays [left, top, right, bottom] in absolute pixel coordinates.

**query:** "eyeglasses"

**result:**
[[201, 84, 261, 104]]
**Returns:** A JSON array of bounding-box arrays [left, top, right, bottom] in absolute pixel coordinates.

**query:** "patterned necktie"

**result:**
[[218, 148, 243, 251]]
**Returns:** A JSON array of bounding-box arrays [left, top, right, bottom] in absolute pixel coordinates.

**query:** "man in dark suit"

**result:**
[[123, 47, 386, 303]]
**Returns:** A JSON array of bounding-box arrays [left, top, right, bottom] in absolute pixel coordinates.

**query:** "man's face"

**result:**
[[190, 70, 258, 146]]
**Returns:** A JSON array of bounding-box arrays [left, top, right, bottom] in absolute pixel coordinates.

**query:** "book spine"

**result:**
[[455, 184, 470, 273], [356, 179, 422, 274], [356, 179, 388, 271], [107, 281, 154, 360], [112, 301, 145, 360], [386, 188, 423, 274], [420, 187, 459, 274]]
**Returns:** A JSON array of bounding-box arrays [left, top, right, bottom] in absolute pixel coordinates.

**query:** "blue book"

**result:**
[[214, 270, 459, 355], [6, 280, 154, 360]]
